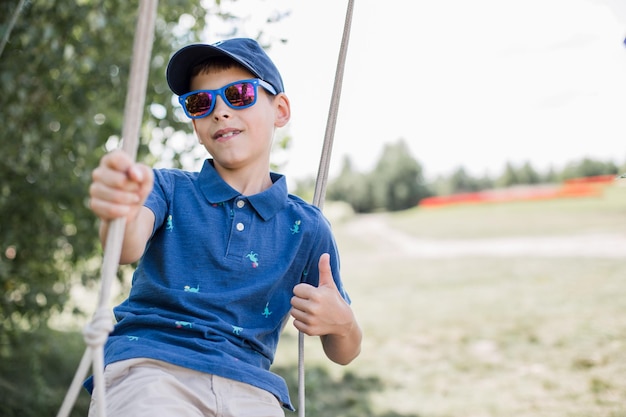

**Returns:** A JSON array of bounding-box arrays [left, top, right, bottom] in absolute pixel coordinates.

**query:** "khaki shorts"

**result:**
[[88, 358, 285, 417]]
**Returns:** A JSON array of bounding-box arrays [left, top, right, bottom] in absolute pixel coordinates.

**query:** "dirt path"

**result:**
[[342, 214, 626, 258]]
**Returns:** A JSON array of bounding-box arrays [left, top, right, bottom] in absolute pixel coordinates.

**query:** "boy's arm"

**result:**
[[97, 206, 155, 264], [319, 311, 362, 365], [89, 149, 155, 264], [290, 253, 362, 365]]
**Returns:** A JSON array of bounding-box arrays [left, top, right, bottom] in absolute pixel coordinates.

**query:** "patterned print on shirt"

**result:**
[[262, 302, 272, 318], [232, 326, 243, 335], [166, 215, 173, 231], [175, 320, 193, 329], [246, 251, 259, 268], [211, 202, 233, 218], [184, 285, 200, 293], [290, 220, 301, 234]]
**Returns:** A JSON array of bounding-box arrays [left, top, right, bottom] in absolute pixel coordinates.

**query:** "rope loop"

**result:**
[[83, 307, 114, 349]]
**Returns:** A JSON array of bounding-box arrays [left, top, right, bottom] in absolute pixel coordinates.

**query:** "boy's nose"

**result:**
[[212, 96, 231, 119]]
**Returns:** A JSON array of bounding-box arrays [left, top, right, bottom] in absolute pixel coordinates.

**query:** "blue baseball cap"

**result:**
[[166, 38, 285, 96]]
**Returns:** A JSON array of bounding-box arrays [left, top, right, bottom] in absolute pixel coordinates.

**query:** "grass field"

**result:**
[[273, 183, 626, 417]]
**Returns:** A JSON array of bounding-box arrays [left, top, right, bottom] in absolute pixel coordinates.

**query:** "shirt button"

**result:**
[[236, 222, 245, 231], [236, 200, 245, 208]]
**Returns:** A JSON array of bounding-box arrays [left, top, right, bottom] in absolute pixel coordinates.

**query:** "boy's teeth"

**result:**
[[221, 132, 236, 138]]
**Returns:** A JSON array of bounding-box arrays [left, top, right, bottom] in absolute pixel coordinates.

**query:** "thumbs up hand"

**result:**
[[291, 253, 362, 365], [290, 253, 354, 338]]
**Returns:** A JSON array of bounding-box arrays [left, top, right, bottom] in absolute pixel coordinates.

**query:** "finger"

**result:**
[[292, 320, 313, 335], [89, 180, 140, 206], [289, 306, 305, 321], [102, 149, 134, 173], [291, 318, 306, 333], [127, 163, 153, 185], [292, 282, 315, 299], [134, 165, 154, 200], [92, 167, 140, 196], [88, 195, 132, 220], [290, 293, 311, 313], [317, 253, 336, 288], [290, 309, 315, 335], [99, 151, 149, 190]]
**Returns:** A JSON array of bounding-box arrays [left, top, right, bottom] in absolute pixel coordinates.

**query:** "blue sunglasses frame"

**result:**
[[178, 78, 277, 119]]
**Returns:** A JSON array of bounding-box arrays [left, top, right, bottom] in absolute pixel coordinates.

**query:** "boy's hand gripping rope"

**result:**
[[55, 1, 158, 417]]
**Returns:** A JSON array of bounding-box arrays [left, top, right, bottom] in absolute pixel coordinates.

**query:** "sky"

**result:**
[[201, 0, 626, 183]]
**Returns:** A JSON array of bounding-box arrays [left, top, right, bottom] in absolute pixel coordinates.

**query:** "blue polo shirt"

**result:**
[[98, 160, 349, 410]]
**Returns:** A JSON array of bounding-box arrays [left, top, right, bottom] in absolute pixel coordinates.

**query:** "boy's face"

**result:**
[[190, 66, 290, 174]]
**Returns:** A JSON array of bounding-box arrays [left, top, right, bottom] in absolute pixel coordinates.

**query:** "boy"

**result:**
[[87, 38, 362, 416]]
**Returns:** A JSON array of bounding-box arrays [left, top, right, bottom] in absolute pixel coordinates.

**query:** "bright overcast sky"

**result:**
[[201, 0, 626, 182]]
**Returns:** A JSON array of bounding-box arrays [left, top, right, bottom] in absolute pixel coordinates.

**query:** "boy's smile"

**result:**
[[213, 128, 241, 142]]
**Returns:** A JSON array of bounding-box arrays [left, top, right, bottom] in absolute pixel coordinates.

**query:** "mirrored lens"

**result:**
[[185, 92, 213, 117], [225, 82, 256, 107]]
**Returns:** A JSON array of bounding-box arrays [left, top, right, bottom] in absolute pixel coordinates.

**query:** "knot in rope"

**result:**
[[83, 307, 114, 349]]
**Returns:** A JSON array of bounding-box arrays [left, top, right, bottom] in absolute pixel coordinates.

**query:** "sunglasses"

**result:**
[[178, 78, 277, 119]]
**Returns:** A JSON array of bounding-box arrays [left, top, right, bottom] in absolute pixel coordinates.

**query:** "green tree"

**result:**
[[544, 165, 559, 183], [559, 157, 619, 180], [327, 156, 374, 213], [496, 161, 520, 187], [0, 0, 210, 344], [328, 141, 431, 212], [370, 139, 431, 211], [448, 167, 478, 193], [442, 167, 494, 194], [517, 161, 541, 184]]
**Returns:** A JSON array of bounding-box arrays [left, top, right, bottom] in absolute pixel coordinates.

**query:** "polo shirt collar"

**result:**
[[198, 160, 288, 221]]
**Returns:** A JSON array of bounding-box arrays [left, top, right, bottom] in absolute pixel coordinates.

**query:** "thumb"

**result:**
[[126, 164, 145, 183], [317, 253, 336, 288]]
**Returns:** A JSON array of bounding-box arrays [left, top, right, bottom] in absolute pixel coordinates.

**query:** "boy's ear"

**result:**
[[274, 93, 291, 128]]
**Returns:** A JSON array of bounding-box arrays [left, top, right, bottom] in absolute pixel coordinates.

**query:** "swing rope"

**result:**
[[56, 1, 158, 416], [0, 0, 28, 60], [300, 0, 355, 416]]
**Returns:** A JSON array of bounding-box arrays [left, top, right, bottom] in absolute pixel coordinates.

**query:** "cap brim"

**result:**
[[166, 44, 262, 96]]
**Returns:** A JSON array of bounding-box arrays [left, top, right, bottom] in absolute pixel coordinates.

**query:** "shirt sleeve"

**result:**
[[144, 169, 170, 237], [304, 213, 351, 304]]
